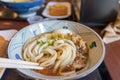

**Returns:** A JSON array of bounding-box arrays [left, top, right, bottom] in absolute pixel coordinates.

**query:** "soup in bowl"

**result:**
[[8, 20, 105, 80], [22, 29, 88, 76]]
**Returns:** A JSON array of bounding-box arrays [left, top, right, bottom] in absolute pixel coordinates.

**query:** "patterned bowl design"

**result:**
[[8, 20, 105, 80]]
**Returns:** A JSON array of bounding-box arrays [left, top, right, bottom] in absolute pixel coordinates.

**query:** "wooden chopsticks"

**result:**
[[0, 58, 43, 70]]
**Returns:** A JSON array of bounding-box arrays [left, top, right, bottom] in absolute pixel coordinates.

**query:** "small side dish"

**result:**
[[48, 4, 68, 16], [42, 2, 71, 19], [0, 35, 8, 79], [0, 29, 17, 79], [0, 35, 8, 58]]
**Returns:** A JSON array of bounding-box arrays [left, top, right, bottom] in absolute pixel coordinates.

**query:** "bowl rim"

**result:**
[[7, 20, 106, 80], [1, 0, 43, 4]]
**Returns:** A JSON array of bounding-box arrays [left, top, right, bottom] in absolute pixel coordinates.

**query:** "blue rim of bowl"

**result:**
[[1, 0, 43, 4]]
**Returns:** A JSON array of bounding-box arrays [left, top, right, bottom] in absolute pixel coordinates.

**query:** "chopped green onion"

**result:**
[[40, 40, 46, 46], [66, 37, 71, 40], [89, 41, 97, 49], [41, 40, 46, 44], [36, 40, 40, 44], [47, 41, 51, 46], [51, 35, 58, 40]]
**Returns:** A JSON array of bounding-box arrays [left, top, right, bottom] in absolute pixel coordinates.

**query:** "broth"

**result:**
[[22, 30, 88, 76]]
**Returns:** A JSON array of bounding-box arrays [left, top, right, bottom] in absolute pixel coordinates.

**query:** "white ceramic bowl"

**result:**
[[8, 20, 105, 80]]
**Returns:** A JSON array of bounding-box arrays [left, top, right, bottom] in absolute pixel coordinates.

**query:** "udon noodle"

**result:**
[[22, 29, 88, 76]]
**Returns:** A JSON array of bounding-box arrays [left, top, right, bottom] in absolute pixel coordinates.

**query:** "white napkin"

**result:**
[[101, 16, 120, 44]]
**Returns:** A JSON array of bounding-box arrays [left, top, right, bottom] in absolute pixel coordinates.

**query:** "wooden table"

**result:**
[[0, 4, 120, 80]]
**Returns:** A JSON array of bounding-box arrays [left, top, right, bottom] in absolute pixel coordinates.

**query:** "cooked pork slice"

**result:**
[[72, 53, 87, 69]]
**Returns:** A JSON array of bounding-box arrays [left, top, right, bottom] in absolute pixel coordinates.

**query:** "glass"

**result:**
[[80, 0, 119, 26], [27, 15, 43, 24], [27, 15, 57, 24]]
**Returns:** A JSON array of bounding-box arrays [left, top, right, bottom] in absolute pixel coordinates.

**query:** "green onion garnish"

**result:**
[[51, 35, 58, 40], [36, 40, 40, 44], [89, 41, 97, 49]]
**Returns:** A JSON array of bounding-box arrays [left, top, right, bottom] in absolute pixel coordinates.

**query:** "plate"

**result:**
[[8, 20, 105, 80], [42, 1, 71, 19], [0, 29, 17, 79]]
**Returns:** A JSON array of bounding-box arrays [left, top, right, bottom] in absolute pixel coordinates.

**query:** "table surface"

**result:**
[[0, 2, 120, 80]]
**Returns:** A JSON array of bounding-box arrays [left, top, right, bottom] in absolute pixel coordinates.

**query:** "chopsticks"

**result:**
[[0, 58, 43, 70]]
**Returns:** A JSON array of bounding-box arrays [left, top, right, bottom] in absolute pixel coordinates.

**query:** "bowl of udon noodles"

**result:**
[[8, 20, 105, 80]]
